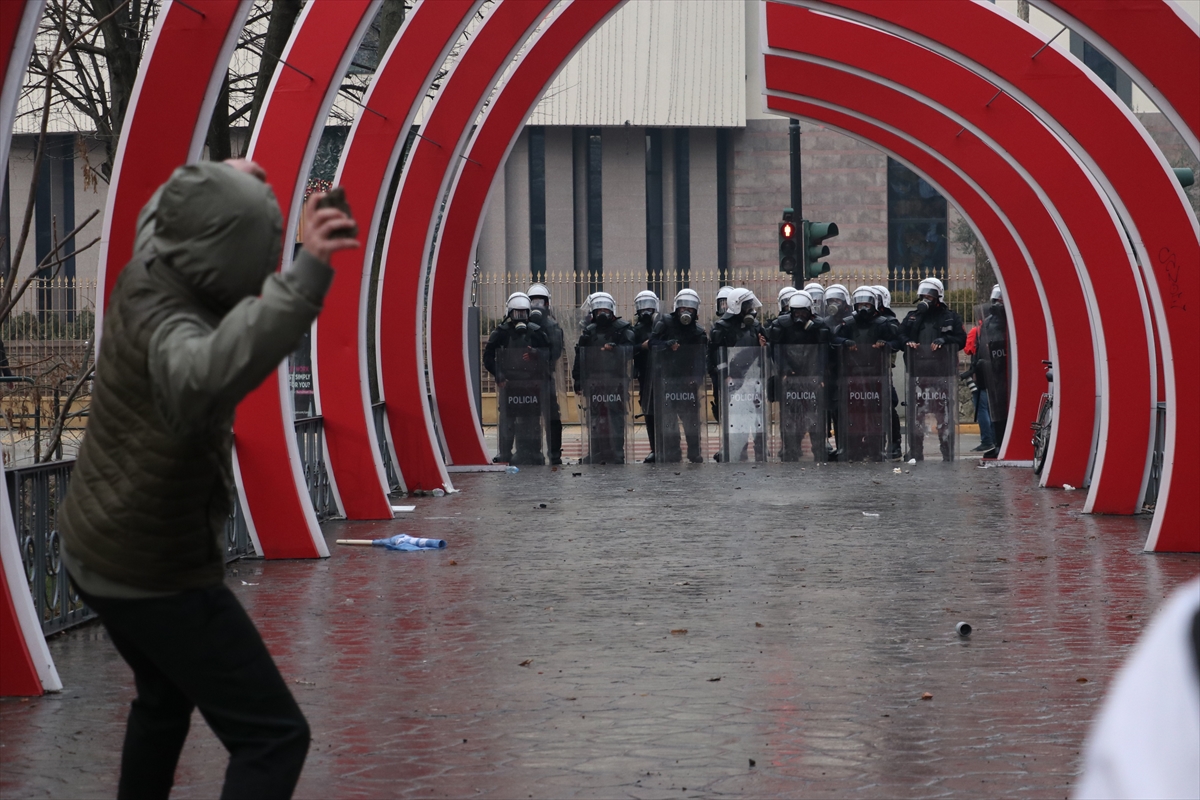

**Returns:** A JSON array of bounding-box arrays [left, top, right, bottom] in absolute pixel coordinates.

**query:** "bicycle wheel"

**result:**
[[1032, 401, 1052, 475]]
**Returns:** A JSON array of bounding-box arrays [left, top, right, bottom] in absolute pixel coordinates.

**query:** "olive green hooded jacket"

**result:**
[[61, 162, 334, 595]]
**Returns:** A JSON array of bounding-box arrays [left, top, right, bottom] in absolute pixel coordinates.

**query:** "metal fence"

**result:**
[[294, 416, 338, 520], [5, 460, 91, 635], [1, 278, 96, 468], [372, 402, 403, 493]]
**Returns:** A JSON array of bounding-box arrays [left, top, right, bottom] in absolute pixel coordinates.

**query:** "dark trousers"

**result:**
[[75, 581, 310, 800]]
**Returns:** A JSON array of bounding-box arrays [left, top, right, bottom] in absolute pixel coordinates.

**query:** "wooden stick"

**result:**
[[335, 539, 375, 546]]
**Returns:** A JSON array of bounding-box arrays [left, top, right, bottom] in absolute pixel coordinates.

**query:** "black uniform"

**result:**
[[879, 306, 903, 458], [708, 313, 767, 461], [900, 302, 966, 461], [529, 306, 565, 463], [834, 310, 902, 462], [483, 320, 552, 464], [976, 306, 1009, 450], [573, 316, 637, 463], [649, 313, 709, 463], [631, 311, 658, 460], [766, 312, 832, 461]]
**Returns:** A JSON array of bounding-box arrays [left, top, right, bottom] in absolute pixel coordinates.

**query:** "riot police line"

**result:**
[[482, 276, 1004, 465]]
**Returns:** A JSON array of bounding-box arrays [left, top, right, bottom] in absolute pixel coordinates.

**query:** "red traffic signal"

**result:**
[[781, 221, 795, 239]]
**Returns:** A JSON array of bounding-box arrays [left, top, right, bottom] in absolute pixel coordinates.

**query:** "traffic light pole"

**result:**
[[789, 119, 803, 288]]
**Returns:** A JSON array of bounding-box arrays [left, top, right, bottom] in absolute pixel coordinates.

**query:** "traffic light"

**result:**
[[778, 208, 798, 273], [802, 220, 839, 278]]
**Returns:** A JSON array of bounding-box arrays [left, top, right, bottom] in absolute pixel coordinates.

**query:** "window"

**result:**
[[528, 126, 546, 281], [887, 157, 946, 296]]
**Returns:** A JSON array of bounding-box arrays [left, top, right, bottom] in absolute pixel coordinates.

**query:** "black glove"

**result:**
[[933, 337, 946, 346]]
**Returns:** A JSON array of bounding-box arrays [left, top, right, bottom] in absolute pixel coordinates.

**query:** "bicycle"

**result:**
[[1030, 359, 1053, 475]]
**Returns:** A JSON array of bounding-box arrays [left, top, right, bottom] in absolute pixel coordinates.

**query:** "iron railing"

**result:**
[[5, 459, 91, 635], [1144, 402, 1167, 509], [294, 416, 338, 520], [372, 402, 403, 493]]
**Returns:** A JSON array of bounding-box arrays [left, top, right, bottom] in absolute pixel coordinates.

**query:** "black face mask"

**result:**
[[638, 309, 655, 322], [990, 302, 1005, 319], [594, 311, 613, 326], [854, 308, 875, 324], [917, 299, 933, 314], [514, 321, 528, 331], [793, 309, 812, 328], [530, 308, 544, 321]]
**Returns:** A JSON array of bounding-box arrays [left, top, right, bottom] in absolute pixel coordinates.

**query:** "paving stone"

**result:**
[[1, 462, 1196, 798]]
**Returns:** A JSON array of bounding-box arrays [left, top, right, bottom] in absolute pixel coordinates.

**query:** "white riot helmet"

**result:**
[[527, 283, 551, 309], [788, 290, 813, 311], [803, 282, 825, 315], [506, 292, 531, 326], [726, 288, 762, 320], [852, 286, 878, 309], [590, 292, 616, 321], [674, 288, 700, 325], [778, 286, 798, 313], [990, 284, 1002, 301], [917, 277, 944, 300], [716, 285, 735, 316], [634, 290, 660, 316], [872, 284, 891, 309], [825, 283, 850, 310]]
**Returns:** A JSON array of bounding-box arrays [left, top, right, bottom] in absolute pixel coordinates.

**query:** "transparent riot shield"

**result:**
[[651, 343, 708, 464], [906, 327, 959, 461], [495, 346, 551, 465], [719, 346, 769, 462], [975, 305, 1010, 450], [578, 345, 633, 464], [839, 342, 889, 462], [773, 344, 828, 462]]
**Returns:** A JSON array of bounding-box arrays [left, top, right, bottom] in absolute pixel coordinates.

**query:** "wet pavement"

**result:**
[[2, 460, 1196, 799]]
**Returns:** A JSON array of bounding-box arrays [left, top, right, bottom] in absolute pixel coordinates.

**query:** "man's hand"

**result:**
[[522, 349, 535, 362], [302, 191, 359, 264], [873, 340, 886, 349], [670, 342, 681, 352], [758, 334, 768, 346], [847, 343, 858, 351], [931, 342, 942, 351], [907, 341, 920, 350], [602, 343, 615, 351]]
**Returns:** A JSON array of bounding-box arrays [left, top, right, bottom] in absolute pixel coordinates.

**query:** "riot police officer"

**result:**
[[824, 283, 852, 330], [573, 292, 637, 463], [650, 289, 708, 463], [527, 283, 565, 464], [777, 286, 798, 316], [834, 287, 902, 461], [483, 293, 552, 464], [873, 284, 903, 459], [632, 290, 661, 462], [900, 277, 966, 461], [715, 285, 735, 323], [709, 288, 769, 461], [767, 290, 832, 461], [977, 284, 1009, 458]]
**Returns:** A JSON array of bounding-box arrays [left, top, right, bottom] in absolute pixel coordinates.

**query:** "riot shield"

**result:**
[[719, 346, 769, 462], [578, 345, 633, 464], [651, 343, 708, 463], [839, 342, 889, 462], [906, 327, 959, 461], [495, 346, 551, 465], [975, 306, 1010, 450], [773, 344, 827, 462]]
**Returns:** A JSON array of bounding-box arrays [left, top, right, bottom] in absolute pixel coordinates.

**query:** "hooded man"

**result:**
[[59, 161, 356, 799]]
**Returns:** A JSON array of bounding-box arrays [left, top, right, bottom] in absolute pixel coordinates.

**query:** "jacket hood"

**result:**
[[149, 162, 283, 314]]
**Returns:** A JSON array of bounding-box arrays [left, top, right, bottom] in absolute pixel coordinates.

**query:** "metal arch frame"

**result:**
[[762, 54, 1097, 486], [427, 0, 627, 467], [762, 3, 1155, 511], [764, 90, 1049, 444], [375, 0, 557, 491], [313, 0, 482, 519], [0, 0, 60, 698], [1031, 0, 1200, 159], [94, 0, 251, 329], [806, 0, 1198, 551], [230, 0, 381, 559]]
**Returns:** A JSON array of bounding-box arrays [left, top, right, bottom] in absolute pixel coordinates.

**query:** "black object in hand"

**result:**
[[315, 187, 358, 238]]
